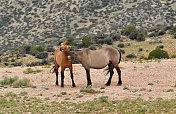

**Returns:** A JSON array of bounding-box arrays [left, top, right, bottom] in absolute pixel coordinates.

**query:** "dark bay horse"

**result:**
[[54, 41, 76, 87], [69, 47, 122, 87]]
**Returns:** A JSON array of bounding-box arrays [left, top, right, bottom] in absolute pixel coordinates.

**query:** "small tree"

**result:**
[[66, 36, 75, 46], [30, 46, 44, 54], [110, 33, 121, 41], [136, 33, 145, 41], [121, 25, 136, 36], [82, 36, 92, 47], [129, 31, 138, 40], [148, 47, 169, 59]]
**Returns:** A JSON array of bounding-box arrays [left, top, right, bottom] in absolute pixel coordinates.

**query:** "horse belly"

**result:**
[[90, 56, 108, 69]]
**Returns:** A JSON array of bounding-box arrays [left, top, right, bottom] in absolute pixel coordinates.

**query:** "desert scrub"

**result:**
[[123, 86, 129, 90], [12, 78, 32, 88], [5, 92, 17, 97], [76, 94, 83, 98], [20, 91, 28, 96], [148, 83, 154, 86], [98, 96, 109, 102], [100, 86, 105, 89], [60, 92, 67, 95], [0, 76, 19, 86], [80, 86, 103, 94], [165, 89, 174, 92], [23, 68, 42, 74], [0, 95, 176, 113]]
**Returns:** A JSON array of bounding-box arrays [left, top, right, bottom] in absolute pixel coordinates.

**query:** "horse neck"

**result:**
[[62, 50, 68, 56]]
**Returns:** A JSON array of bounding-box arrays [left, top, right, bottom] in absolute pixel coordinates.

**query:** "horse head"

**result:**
[[59, 40, 68, 52]]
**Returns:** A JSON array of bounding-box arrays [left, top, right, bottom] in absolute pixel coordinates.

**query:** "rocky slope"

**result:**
[[0, 0, 176, 53]]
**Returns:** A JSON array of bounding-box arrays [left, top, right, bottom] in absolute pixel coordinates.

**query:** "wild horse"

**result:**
[[53, 41, 76, 87], [69, 47, 122, 87]]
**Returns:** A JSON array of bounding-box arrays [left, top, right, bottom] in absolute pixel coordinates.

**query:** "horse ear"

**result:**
[[58, 41, 62, 45], [63, 40, 66, 45]]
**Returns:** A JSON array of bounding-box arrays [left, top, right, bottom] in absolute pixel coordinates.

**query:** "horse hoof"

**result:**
[[72, 85, 76, 87], [105, 83, 110, 86], [117, 83, 122, 86]]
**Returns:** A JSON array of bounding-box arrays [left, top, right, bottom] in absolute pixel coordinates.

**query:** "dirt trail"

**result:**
[[0, 59, 176, 102]]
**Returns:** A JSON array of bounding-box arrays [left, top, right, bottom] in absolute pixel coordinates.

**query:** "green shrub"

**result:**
[[139, 48, 143, 52], [76, 94, 83, 98], [12, 78, 31, 88], [60, 92, 67, 95], [35, 52, 48, 59], [80, 86, 102, 94], [158, 30, 166, 36], [3, 57, 8, 62], [148, 83, 154, 85], [157, 45, 164, 49], [174, 33, 176, 39], [104, 38, 113, 45], [23, 68, 42, 74], [4, 62, 8, 66], [129, 31, 138, 40], [89, 45, 96, 50], [67, 36, 75, 46], [171, 55, 176, 58], [149, 32, 156, 37], [121, 25, 136, 36], [82, 36, 92, 47], [110, 33, 121, 41], [11, 58, 15, 62], [148, 48, 169, 59], [30, 46, 44, 54], [98, 96, 109, 102], [5, 92, 17, 97], [117, 43, 124, 48], [123, 86, 129, 90], [136, 33, 145, 41], [126, 54, 137, 58], [120, 49, 125, 54], [11, 62, 22, 66], [0, 76, 19, 86], [20, 91, 28, 96]]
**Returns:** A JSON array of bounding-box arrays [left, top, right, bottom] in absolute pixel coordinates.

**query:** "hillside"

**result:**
[[0, 0, 176, 53]]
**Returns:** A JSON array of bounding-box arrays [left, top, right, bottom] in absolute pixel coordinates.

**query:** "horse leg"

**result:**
[[85, 69, 92, 87], [55, 64, 60, 85], [105, 63, 114, 86], [61, 67, 65, 87], [115, 66, 122, 86], [69, 66, 76, 87]]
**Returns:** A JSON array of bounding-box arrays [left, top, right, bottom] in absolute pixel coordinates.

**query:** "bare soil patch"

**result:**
[[0, 59, 176, 103]]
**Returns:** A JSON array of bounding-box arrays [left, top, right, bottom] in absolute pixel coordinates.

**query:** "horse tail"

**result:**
[[118, 49, 121, 64], [112, 46, 121, 64], [50, 65, 56, 73]]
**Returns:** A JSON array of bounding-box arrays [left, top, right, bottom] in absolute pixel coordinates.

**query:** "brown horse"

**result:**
[[69, 46, 122, 87], [54, 41, 76, 87]]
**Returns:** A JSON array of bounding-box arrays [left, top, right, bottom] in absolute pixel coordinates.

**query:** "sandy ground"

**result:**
[[0, 59, 176, 103]]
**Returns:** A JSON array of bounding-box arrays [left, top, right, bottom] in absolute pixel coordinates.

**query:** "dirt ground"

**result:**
[[0, 59, 176, 103]]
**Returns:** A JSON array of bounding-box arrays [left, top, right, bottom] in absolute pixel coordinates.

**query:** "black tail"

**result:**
[[112, 46, 121, 64], [118, 49, 121, 64], [50, 65, 56, 73]]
